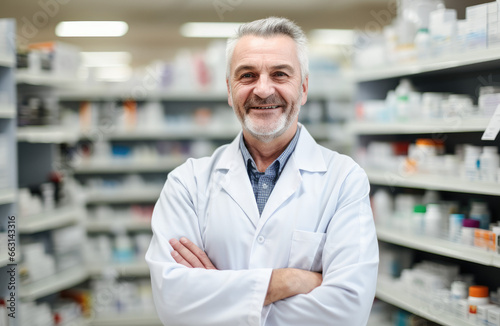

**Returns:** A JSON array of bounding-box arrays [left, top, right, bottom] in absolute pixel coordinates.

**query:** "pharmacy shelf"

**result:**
[[353, 48, 500, 82], [73, 157, 186, 174], [86, 218, 151, 232], [80, 126, 241, 141], [0, 53, 14, 67], [16, 70, 78, 86], [87, 261, 150, 277], [376, 277, 474, 326], [366, 169, 500, 196], [377, 226, 499, 267], [58, 88, 228, 101], [0, 104, 15, 118], [85, 187, 162, 204], [18, 205, 85, 234], [89, 313, 161, 326], [0, 188, 16, 205], [347, 118, 490, 135], [19, 265, 89, 301], [17, 125, 80, 143]]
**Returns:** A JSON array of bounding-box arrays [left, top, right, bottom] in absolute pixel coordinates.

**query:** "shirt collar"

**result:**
[[239, 125, 301, 175]]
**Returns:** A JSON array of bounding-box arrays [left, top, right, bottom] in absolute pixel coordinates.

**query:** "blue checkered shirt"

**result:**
[[239, 127, 301, 215]]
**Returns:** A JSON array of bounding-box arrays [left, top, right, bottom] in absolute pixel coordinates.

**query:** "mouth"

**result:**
[[250, 105, 282, 110]]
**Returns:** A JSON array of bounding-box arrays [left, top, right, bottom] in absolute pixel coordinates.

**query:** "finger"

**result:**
[[169, 238, 205, 268], [180, 237, 216, 270], [171, 250, 193, 268]]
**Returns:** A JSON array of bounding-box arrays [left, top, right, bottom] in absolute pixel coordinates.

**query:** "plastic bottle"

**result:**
[[372, 189, 393, 227], [415, 28, 431, 60], [479, 146, 499, 183], [395, 79, 414, 121], [449, 213, 464, 242], [412, 205, 427, 234], [425, 203, 443, 237], [468, 286, 489, 322], [461, 219, 480, 246], [470, 201, 490, 230], [451, 281, 468, 315], [464, 145, 481, 182]]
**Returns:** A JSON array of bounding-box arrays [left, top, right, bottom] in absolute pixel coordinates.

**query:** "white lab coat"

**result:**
[[146, 126, 379, 326]]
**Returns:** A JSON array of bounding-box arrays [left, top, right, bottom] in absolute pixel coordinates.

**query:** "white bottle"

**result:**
[[372, 189, 393, 227], [470, 201, 491, 230], [479, 146, 499, 183], [425, 203, 443, 237], [415, 28, 431, 60], [395, 79, 414, 122]]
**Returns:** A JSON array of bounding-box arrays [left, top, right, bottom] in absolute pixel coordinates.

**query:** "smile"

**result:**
[[252, 105, 281, 109]]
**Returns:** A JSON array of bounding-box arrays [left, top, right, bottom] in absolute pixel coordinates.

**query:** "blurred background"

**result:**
[[1, 0, 500, 325]]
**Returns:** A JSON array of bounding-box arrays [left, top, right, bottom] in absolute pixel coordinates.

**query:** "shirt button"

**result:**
[[262, 183, 268, 189], [257, 236, 265, 244]]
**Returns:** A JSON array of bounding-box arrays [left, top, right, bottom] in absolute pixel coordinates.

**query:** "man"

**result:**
[[146, 17, 378, 326]]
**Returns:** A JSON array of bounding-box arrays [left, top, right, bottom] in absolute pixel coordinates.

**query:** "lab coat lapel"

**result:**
[[259, 126, 327, 226], [216, 133, 260, 227]]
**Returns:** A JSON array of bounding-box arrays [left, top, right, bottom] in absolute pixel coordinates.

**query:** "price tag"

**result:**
[[482, 104, 500, 141]]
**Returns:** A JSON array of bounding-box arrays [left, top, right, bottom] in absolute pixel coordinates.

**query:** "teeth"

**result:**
[[256, 105, 279, 109]]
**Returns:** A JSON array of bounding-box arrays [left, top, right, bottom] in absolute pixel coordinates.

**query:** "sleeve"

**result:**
[[145, 162, 273, 326], [265, 166, 379, 326]]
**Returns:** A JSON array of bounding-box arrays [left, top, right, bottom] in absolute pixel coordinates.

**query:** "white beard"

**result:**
[[242, 107, 296, 143]]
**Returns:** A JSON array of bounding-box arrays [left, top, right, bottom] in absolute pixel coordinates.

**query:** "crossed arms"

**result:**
[[169, 237, 322, 305]]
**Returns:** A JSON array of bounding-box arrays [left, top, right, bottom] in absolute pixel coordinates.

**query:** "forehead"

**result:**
[[231, 35, 299, 70]]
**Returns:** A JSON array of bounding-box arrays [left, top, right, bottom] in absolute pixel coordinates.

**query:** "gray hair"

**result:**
[[225, 17, 309, 82]]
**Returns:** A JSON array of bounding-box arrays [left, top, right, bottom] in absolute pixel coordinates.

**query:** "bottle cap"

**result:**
[[463, 219, 480, 228], [414, 205, 426, 213], [469, 285, 489, 298]]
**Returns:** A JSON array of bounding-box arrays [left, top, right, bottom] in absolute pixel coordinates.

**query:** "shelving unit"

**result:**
[[366, 169, 500, 196], [19, 266, 88, 301], [74, 157, 187, 174], [353, 39, 500, 323], [376, 277, 474, 326], [0, 188, 16, 205], [87, 261, 150, 278], [86, 218, 151, 232], [17, 125, 80, 144], [84, 187, 162, 204], [18, 205, 85, 234]]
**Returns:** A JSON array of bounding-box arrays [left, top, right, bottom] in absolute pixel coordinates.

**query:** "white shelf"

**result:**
[[73, 157, 186, 174], [89, 313, 161, 326], [85, 187, 162, 204], [377, 226, 499, 267], [348, 118, 490, 135], [17, 126, 80, 143], [18, 205, 84, 234], [86, 218, 151, 232], [0, 188, 16, 205], [376, 277, 475, 326], [82, 125, 241, 141], [19, 265, 89, 301], [0, 104, 15, 118], [353, 48, 500, 82], [87, 261, 150, 277], [0, 53, 14, 67], [366, 169, 500, 196], [16, 70, 78, 86]]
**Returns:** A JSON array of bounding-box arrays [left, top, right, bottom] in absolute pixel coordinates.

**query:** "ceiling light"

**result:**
[[81, 52, 131, 67], [180, 22, 243, 38], [56, 21, 129, 37], [309, 29, 354, 45]]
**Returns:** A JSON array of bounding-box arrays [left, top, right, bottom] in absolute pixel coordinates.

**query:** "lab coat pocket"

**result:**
[[288, 230, 326, 272]]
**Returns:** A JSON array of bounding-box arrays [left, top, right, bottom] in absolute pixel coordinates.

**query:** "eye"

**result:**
[[240, 72, 254, 79], [273, 71, 288, 78]]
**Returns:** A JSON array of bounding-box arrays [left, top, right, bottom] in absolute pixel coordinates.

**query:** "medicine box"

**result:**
[[489, 307, 500, 326]]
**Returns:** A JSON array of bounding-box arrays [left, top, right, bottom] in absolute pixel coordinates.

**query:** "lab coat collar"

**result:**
[[214, 125, 327, 227]]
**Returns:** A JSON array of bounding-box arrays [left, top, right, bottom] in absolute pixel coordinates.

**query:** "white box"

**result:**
[[477, 304, 497, 325], [488, 307, 500, 326], [467, 3, 489, 19]]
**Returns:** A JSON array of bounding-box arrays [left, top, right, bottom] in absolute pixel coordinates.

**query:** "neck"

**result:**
[[243, 123, 298, 172]]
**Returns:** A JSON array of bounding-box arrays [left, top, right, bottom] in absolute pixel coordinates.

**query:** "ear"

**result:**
[[300, 76, 308, 105], [226, 78, 233, 107]]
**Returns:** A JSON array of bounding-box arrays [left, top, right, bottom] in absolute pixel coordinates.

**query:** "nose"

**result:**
[[253, 75, 275, 99]]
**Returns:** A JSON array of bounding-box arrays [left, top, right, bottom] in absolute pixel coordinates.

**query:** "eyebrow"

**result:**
[[233, 64, 295, 78]]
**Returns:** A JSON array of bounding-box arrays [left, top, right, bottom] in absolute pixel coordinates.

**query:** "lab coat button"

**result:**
[[257, 236, 265, 244], [262, 183, 268, 189]]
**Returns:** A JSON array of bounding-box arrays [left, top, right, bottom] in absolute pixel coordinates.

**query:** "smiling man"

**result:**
[[146, 17, 378, 326]]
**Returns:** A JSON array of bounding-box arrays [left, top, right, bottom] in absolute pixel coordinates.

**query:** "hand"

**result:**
[[169, 237, 217, 270], [264, 268, 322, 305]]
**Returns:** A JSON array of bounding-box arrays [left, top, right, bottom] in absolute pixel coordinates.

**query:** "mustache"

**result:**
[[244, 94, 287, 110]]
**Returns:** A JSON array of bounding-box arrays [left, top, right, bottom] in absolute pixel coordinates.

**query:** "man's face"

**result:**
[[227, 35, 308, 143]]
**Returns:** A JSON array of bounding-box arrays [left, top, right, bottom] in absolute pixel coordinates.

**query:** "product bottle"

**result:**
[[470, 201, 491, 230], [425, 203, 443, 237], [415, 28, 431, 60], [461, 218, 480, 246], [468, 286, 489, 322], [372, 189, 393, 227], [412, 204, 427, 234], [449, 213, 464, 242], [395, 78, 414, 122], [451, 281, 468, 315], [479, 146, 499, 183]]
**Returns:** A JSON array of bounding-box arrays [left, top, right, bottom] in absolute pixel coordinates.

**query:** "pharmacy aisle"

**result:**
[[353, 1, 500, 325]]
